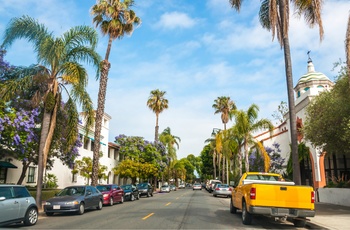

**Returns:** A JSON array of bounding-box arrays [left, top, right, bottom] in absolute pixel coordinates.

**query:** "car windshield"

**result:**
[[121, 185, 131, 190], [137, 183, 147, 188], [96, 185, 111, 192], [58, 187, 85, 196], [161, 185, 168, 188], [218, 184, 229, 188]]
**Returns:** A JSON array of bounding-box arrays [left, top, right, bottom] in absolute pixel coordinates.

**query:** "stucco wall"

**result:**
[[317, 188, 350, 207]]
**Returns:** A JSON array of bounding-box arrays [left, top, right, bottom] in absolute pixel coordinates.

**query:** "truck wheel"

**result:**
[[293, 218, 306, 227], [230, 199, 237, 214], [242, 200, 252, 225]]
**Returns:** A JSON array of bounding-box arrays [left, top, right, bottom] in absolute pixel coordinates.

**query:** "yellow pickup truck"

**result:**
[[230, 172, 315, 227]]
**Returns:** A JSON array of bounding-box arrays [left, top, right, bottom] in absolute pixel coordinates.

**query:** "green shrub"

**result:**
[[29, 189, 61, 201]]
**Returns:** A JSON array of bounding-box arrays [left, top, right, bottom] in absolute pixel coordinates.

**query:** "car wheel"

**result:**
[[242, 200, 252, 225], [97, 200, 103, 210], [24, 207, 38, 226], [120, 196, 124, 204], [46, 212, 54, 216], [151, 192, 153, 197], [137, 193, 140, 200], [230, 199, 237, 214], [147, 192, 150, 197], [213, 194, 217, 197], [78, 202, 85, 215], [293, 218, 306, 227], [109, 197, 114, 206], [131, 194, 135, 201]]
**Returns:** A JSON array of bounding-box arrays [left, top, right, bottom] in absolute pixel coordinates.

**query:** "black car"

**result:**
[[120, 184, 139, 201], [137, 183, 153, 197], [44, 185, 103, 215]]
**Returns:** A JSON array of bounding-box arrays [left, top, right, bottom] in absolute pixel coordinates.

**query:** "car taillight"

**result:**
[[250, 187, 256, 200], [228, 188, 232, 191], [215, 187, 220, 190], [311, 191, 315, 203]]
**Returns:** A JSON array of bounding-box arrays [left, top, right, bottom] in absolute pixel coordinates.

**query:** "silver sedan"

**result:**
[[212, 184, 232, 198]]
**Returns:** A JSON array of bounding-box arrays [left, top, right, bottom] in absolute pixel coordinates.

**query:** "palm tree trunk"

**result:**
[[226, 156, 229, 184], [346, 13, 350, 82], [213, 150, 216, 179], [244, 139, 249, 172], [279, 0, 301, 185], [155, 113, 159, 141], [222, 156, 225, 183], [238, 149, 242, 176]]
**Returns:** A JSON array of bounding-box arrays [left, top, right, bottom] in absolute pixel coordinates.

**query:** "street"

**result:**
[[11, 188, 316, 229]]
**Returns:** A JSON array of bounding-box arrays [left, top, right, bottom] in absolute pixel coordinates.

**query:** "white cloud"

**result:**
[[156, 11, 197, 30]]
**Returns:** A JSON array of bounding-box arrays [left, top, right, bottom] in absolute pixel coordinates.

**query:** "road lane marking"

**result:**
[[165, 202, 171, 206], [142, 213, 154, 220]]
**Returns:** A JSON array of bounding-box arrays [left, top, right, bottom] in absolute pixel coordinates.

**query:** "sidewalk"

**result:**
[[305, 202, 350, 229]]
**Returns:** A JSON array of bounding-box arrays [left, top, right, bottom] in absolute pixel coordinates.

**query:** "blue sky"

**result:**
[[1, 0, 349, 159]]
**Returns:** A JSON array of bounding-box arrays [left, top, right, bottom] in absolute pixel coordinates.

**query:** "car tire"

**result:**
[[137, 193, 140, 200], [151, 192, 153, 197], [109, 197, 114, 206], [230, 199, 237, 214], [120, 196, 124, 204], [78, 202, 85, 215], [213, 194, 217, 197], [24, 207, 38, 226], [147, 192, 150, 197], [293, 218, 306, 227], [131, 194, 135, 201], [97, 200, 103, 210], [242, 200, 252, 225]]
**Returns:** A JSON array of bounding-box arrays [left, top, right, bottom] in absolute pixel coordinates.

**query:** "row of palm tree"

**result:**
[[209, 99, 273, 183]]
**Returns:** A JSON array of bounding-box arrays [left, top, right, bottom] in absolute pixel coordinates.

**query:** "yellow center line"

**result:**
[[165, 202, 171, 206], [142, 212, 154, 220]]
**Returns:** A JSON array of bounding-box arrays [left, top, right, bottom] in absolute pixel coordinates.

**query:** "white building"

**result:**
[[254, 57, 335, 189]]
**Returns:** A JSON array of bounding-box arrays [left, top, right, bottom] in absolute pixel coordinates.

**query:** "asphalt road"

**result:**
[[10, 188, 316, 229]]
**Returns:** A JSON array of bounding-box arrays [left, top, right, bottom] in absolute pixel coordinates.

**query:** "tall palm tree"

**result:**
[[346, 13, 350, 79], [233, 104, 274, 174], [212, 96, 236, 130], [204, 135, 218, 179], [212, 96, 236, 183], [229, 0, 324, 185], [90, 0, 141, 186], [147, 89, 169, 142], [1, 15, 100, 207]]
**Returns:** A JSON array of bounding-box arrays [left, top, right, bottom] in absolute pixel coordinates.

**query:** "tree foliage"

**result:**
[[304, 72, 350, 155]]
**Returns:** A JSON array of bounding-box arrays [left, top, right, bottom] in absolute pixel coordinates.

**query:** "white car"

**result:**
[[192, 183, 202, 190], [178, 183, 185, 189], [160, 185, 170, 193]]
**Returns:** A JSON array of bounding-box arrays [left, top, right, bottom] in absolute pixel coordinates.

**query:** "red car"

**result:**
[[96, 184, 124, 206]]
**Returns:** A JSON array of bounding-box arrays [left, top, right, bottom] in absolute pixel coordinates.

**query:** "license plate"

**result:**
[[53, 205, 60, 209], [222, 189, 227, 191]]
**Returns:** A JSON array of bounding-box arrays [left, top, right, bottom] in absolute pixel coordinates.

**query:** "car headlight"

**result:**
[[45, 201, 51, 205], [125, 192, 131, 195], [65, 201, 79, 205]]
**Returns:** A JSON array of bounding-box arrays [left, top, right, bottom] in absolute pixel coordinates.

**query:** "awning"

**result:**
[[0, 161, 18, 168]]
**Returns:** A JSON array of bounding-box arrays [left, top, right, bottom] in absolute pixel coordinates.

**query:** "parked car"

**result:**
[[0, 185, 38, 227], [137, 183, 153, 197], [44, 185, 103, 216], [192, 183, 202, 190], [120, 184, 139, 201], [170, 185, 177, 191], [96, 184, 124, 206], [160, 185, 170, 193], [212, 184, 232, 198], [207, 179, 222, 193], [178, 183, 185, 189]]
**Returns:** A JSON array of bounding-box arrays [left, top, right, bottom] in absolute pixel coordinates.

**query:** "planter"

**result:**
[[317, 188, 350, 206]]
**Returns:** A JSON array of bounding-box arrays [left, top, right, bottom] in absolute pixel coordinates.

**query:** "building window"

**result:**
[[84, 137, 89, 150], [108, 148, 111, 158], [27, 167, 36, 183], [91, 140, 95, 151], [304, 87, 310, 92], [0, 168, 6, 184], [297, 91, 300, 98]]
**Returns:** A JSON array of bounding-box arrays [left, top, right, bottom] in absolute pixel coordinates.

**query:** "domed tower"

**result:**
[[294, 55, 334, 107]]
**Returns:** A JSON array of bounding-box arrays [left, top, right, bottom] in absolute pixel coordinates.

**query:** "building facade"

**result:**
[[0, 112, 125, 188]]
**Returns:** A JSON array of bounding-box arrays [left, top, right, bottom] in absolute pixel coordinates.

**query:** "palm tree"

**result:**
[[204, 135, 218, 179], [229, 0, 324, 185], [90, 0, 141, 186], [212, 96, 236, 183], [147, 89, 169, 142], [1, 15, 100, 207], [159, 127, 180, 183], [233, 104, 274, 174], [346, 13, 350, 78]]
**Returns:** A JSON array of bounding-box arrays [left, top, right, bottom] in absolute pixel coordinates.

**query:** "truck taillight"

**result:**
[[311, 191, 315, 203], [250, 187, 256, 200]]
